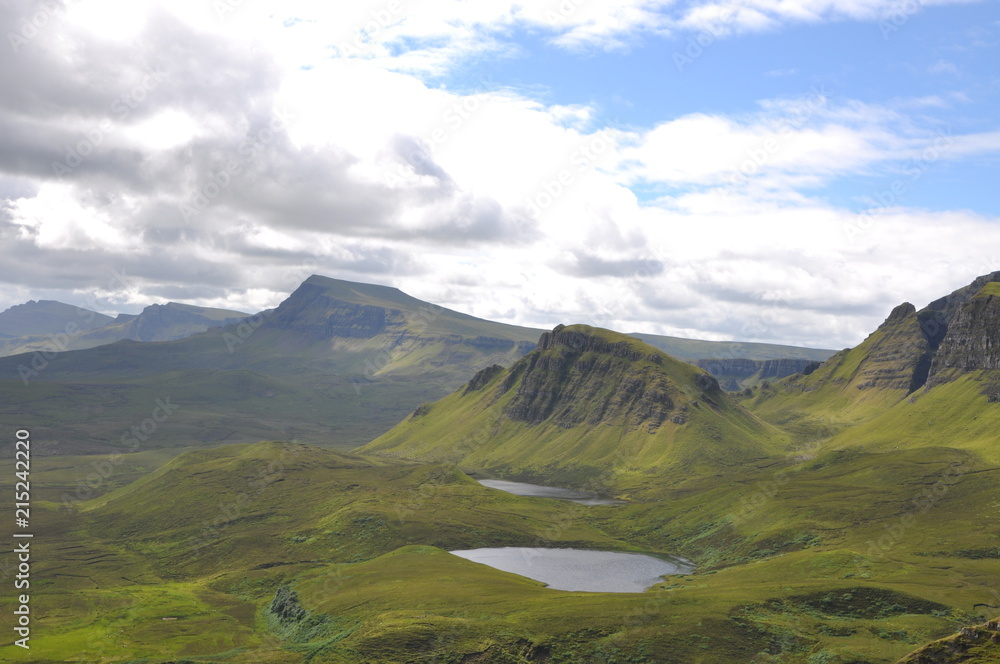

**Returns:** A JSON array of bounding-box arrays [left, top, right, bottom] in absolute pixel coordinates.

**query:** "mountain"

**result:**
[[0, 299, 113, 337], [84, 301, 251, 343], [0, 276, 543, 454], [361, 323, 787, 489], [696, 357, 821, 390], [0, 301, 250, 357], [632, 331, 834, 363], [746, 271, 1000, 457], [0, 276, 831, 456], [10, 273, 1000, 663]]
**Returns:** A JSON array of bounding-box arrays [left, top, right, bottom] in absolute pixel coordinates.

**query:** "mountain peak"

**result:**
[[536, 324, 664, 364], [886, 301, 916, 322]]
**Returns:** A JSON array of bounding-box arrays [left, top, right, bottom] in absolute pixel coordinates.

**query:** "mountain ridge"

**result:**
[[361, 323, 787, 489]]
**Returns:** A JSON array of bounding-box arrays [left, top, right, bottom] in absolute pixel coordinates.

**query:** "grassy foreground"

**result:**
[[1, 436, 997, 663]]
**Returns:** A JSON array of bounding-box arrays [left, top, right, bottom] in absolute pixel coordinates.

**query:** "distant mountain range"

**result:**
[[0, 275, 833, 454], [0, 299, 250, 357]]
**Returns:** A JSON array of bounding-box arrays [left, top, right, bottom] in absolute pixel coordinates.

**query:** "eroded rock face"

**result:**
[[464, 364, 505, 394], [853, 302, 932, 393], [846, 275, 1000, 395], [494, 326, 715, 431], [696, 357, 820, 387], [929, 289, 1000, 380], [265, 281, 396, 340]]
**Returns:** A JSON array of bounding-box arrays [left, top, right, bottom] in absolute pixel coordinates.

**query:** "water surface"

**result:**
[[477, 479, 625, 505], [449, 547, 694, 593]]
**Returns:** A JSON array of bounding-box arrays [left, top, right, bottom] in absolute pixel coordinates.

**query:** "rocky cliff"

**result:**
[[785, 273, 1000, 400], [495, 324, 702, 431], [697, 357, 820, 390], [928, 283, 1000, 382], [362, 324, 783, 486]]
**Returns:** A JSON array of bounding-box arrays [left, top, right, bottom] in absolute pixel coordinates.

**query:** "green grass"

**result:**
[[362, 325, 790, 490], [973, 282, 1000, 299], [3, 431, 997, 663]]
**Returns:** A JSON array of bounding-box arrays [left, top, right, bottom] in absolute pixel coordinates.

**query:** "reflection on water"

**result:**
[[477, 479, 625, 505], [449, 547, 695, 593]]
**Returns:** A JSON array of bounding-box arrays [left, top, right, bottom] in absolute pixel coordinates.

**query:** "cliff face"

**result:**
[[118, 303, 247, 342], [265, 282, 400, 340], [852, 302, 933, 393], [697, 357, 820, 390], [494, 325, 717, 432], [898, 617, 1000, 664], [362, 323, 781, 485], [928, 285, 1000, 381], [796, 274, 1000, 399]]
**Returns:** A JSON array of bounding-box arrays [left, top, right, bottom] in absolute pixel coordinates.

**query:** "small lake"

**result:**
[[477, 479, 625, 506], [449, 547, 695, 593]]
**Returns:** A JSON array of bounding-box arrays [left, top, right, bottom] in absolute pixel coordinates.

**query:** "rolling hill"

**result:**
[[362, 323, 790, 489]]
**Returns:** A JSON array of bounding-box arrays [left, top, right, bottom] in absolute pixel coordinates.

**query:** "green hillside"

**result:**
[[0, 277, 832, 454], [362, 324, 789, 489], [4, 275, 1000, 662]]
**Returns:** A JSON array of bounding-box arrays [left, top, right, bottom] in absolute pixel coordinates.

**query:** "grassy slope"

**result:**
[[1, 432, 997, 663], [362, 325, 788, 490], [745, 327, 912, 443]]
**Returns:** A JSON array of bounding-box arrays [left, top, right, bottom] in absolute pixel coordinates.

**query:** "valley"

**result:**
[[1, 273, 999, 663]]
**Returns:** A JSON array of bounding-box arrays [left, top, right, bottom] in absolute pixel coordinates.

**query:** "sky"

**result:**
[[1, 0, 998, 350]]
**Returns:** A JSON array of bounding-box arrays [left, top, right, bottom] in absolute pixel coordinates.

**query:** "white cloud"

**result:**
[[1, 0, 999, 350]]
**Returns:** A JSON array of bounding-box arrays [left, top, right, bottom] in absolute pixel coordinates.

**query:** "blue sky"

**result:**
[[0, 0, 998, 348]]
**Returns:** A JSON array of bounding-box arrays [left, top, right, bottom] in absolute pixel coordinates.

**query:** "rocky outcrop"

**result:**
[[117, 303, 246, 342], [467, 336, 517, 350], [494, 325, 717, 431], [464, 364, 505, 394], [898, 617, 1000, 663], [801, 273, 1000, 397], [928, 286, 1000, 383], [266, 282, 397, 340], [853, 302, 932, 393], [535, 324, 661, 363]]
